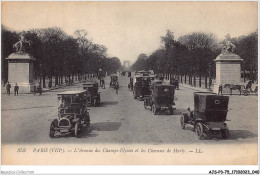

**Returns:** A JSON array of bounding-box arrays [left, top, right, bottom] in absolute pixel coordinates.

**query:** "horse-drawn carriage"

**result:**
[[223, 80, 258, 96]]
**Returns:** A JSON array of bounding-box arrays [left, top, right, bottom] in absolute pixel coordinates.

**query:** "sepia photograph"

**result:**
[[1, 1, 258, 174]]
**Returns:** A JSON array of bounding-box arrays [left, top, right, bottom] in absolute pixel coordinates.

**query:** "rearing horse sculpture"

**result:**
[[13, 33, 32, 53]]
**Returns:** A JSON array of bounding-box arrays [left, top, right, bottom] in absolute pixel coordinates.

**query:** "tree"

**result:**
[[231, 32, 258, 81], [1, 25, 18, 83]]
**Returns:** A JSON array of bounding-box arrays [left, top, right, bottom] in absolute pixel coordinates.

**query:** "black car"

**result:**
[[180, 92, 229, 139], [144, 82, 176, 115]]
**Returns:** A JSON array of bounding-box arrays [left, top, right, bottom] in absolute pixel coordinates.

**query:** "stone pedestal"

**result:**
[[6, 52, 36, 93], [213, 53, 243, 93]]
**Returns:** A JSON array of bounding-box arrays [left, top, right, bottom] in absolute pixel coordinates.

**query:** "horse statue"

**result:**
[[220, 40, 236, 54], [13, 33, 32, 53]]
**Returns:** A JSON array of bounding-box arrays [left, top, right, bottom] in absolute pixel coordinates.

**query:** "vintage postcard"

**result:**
[[1, 1, 258, 173]]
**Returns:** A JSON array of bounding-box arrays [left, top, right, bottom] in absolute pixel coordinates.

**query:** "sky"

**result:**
[[1, 1, 258, 64]]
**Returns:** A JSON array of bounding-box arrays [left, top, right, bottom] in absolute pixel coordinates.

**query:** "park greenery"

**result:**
[[1, 26, 121, 88], [131, 30, 258, 83]]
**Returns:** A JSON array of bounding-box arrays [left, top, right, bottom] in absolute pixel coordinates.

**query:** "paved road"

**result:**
[[1, 75, 258, 144]]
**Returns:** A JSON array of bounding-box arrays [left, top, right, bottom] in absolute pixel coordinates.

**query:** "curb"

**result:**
[[179, 84, 212, 92], [164, 79, 211, 92]]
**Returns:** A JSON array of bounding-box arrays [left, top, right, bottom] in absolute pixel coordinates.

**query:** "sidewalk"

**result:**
[[164, 79, 211, 92], [1, 78, 99, 94]]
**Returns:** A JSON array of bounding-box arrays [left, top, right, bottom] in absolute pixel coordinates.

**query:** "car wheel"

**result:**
[[152, 104, 157, 115], [133, 92, 137, 99], [144, 101, 147, 109], [221, 129, 229, 139], [49, 119, 58, 138], [75, 122, 82, 138], [195, 123, 204, 139], [180, 115, 185, 129], [243, 90, 249, 96], [93, 99, 97, 106]]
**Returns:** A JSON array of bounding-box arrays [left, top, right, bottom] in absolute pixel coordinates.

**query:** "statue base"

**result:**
[[213, 53, 243, 93], [6, 52, 36, 93]]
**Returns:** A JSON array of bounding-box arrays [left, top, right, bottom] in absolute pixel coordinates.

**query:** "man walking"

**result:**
[[14, 83, 19, 96], [218, 84, 223, 95], [101, 77, 105, 89], [6, 82, 11, 95], [114, 81, 119, 94]]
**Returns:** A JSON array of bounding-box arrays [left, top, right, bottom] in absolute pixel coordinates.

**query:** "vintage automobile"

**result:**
[[133, 75, 151, 99], [83, 81, 100, 106], [128, 71, 132, 77], [144, 81, 176, 115], [180, 92, 230, 139], [128, 77, 133, 91], [135, 70, 150, 76], [49, 91, 90, 138], [170, 78, 179, 90], [121, 71, 126, 76], [110, 74, 118, 88], [33, 84, 42, 95]]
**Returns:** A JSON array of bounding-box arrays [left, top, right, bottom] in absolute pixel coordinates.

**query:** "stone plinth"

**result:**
[[6, 52, 36, 93], [213, 53, 243, 93]]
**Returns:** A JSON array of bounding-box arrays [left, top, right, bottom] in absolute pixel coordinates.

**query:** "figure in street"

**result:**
[[48, 81, 52, 90], [218, 84, 223, 95], [6, 82, 11, 95], [114, 81, 119, 94], [101, 77, 105, 89], [14, 83, 19, 96]]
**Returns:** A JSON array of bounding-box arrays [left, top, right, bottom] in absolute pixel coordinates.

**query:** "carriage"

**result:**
[[83, 81, 101, 106], [110, 74, 118, 88], [49, 91, 90, 138], [144, 81, 176, 115], [170, 78, 179, 90], [180, 92, 229, 139], [242, 81, 258, 96]]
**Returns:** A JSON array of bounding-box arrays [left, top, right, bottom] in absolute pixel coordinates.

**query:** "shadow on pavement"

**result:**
[[90, 122, 121, 131], [228, 130, 257, 140], [99, 101, 118, 107], [174, 108, 188, 115]]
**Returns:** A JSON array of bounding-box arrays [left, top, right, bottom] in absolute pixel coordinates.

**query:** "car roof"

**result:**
[[83, 82, 97, 85], [155, 84, 175, 87], [57, 90, 86, 95], [194, 92, 216, 96]]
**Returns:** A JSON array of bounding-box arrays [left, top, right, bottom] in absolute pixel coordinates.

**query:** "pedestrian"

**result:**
[[48, 81, 52, 90], [114, 81, 119, 94], [101, 77, 105, 89], [14, 83, 19, 96], [209, 78, 212, 89], [6, 82, 11, 95], [218, 84, 223, 95]]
